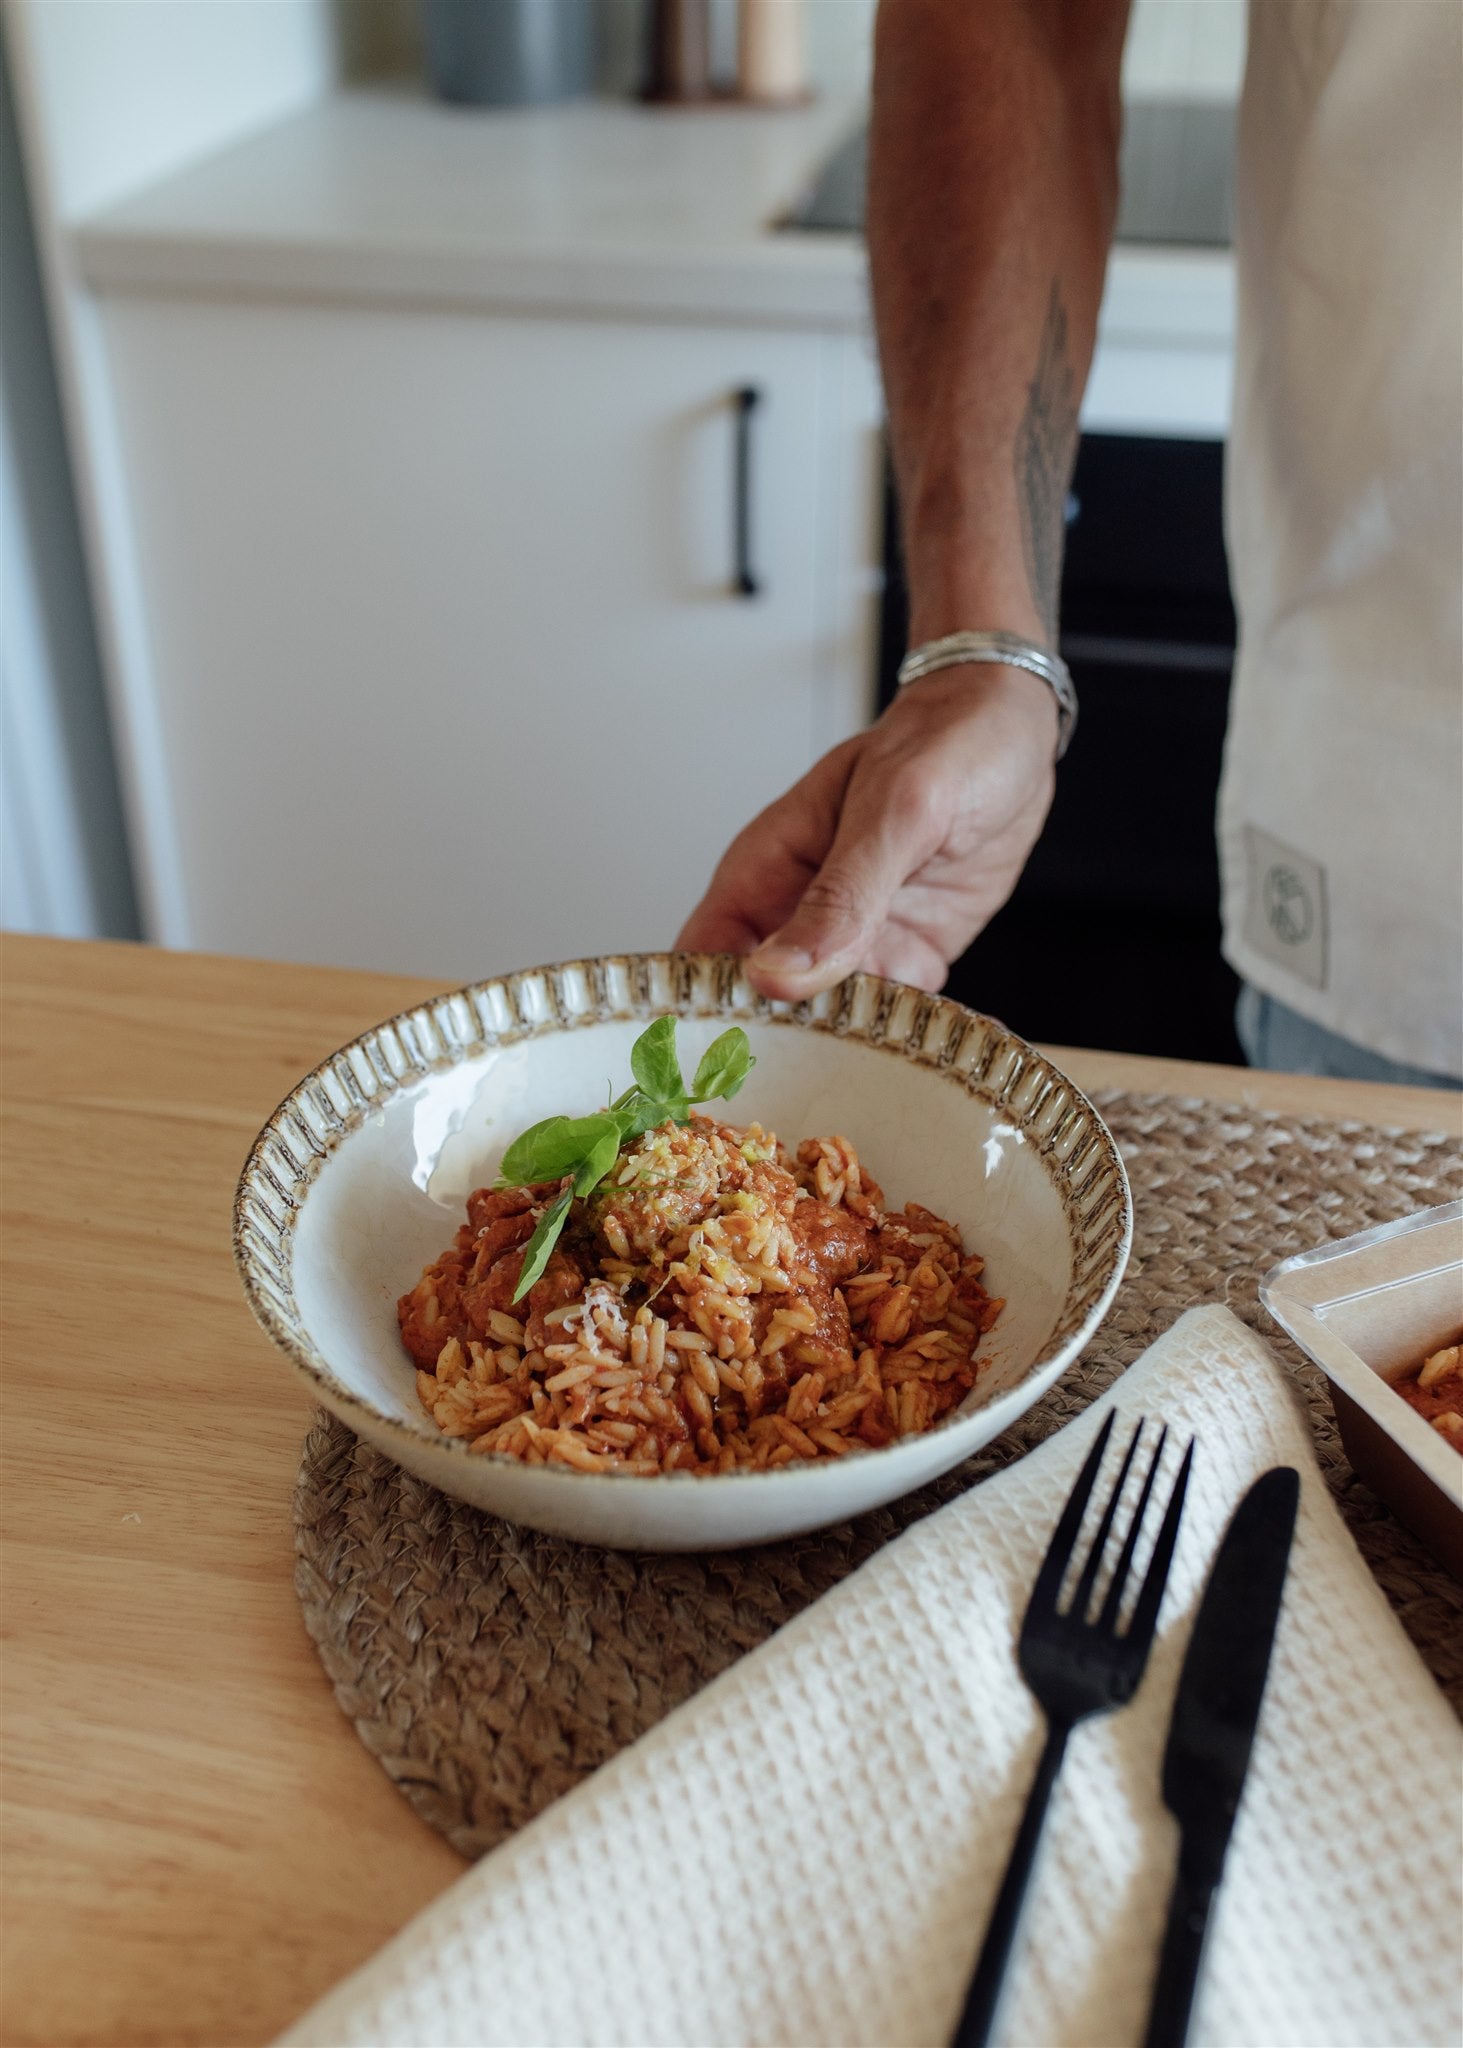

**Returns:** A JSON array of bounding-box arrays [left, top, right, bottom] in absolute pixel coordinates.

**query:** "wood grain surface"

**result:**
[[2, 932, 1458, 2048]]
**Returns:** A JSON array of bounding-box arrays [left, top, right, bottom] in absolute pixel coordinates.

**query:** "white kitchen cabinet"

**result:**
[[97, 294, 883, 979]]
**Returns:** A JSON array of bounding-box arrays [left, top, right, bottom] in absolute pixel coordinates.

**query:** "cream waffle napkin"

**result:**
[[281, 1307, 1463, 2048]]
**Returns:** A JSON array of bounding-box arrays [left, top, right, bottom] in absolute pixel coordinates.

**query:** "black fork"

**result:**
[[951, 1412, 1194, 2048]]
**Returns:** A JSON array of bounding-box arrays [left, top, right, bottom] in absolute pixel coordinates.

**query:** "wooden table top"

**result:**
[[3, 932, 1458, 2048]]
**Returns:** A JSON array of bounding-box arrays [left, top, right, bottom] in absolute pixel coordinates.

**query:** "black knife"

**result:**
[[1142, 1465, 1301, 2048]]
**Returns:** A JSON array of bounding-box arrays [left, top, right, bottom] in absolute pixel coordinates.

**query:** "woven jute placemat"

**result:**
[[294, 1093, 1463, 1859]]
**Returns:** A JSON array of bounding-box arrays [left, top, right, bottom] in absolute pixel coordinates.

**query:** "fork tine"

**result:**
[[1122, 1436, 1196, 1654], [1070, 1417, 1145, 1621], [1092, 1422, 1168, 1632], [1028, 1410, 1116, 1614]]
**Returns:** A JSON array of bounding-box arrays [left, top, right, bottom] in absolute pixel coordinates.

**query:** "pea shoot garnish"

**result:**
[[497, 1019, 755, 1300]]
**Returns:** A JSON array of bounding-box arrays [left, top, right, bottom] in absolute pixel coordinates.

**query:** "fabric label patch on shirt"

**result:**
[[1242, 825, 1329, 990]]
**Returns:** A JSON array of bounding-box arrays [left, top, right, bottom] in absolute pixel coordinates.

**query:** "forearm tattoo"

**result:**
[[1015, 284, 1079, 643]]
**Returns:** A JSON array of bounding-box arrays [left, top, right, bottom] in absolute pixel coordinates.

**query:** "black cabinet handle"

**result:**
[[733, 386, 760, 597]]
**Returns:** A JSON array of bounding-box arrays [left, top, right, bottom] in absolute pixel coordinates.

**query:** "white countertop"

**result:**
[[74, 82, 1235, 433], [75, 86, 872, 326]]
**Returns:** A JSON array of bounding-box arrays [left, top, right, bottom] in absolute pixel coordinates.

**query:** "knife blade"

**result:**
[[1142, 1465, 1300, 2048]]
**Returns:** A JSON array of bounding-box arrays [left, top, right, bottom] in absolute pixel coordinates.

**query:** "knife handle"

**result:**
[[1142, 1857, 1220, 2048]]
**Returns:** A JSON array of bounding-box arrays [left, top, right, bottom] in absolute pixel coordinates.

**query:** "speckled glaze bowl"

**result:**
[[234, 955, 1131, 1550]]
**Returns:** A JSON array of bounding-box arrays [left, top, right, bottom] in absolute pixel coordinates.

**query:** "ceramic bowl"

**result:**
[[234, 955, 1131, 1550]]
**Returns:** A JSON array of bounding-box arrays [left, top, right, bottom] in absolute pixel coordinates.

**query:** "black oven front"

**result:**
[[878, 431, 1243, 1064]]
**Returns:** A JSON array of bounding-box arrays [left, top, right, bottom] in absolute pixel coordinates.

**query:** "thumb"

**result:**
[[747, 773, 924, 998]]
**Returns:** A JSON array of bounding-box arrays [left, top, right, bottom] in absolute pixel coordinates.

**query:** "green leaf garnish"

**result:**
[[498, 1111, 623, 1189], [690, 1026, 755, 1105], [573, 1121, 621, 1196], [609, 1090, 665, 1146], [500, 1019, 756, 1300], [512, 1187, 574, 1302], [629, 1015, 685, 1104]]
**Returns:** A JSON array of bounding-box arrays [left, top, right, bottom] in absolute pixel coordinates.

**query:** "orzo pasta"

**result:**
[[399, 1115, 1002, 1475], [1392, 1334, 1463, 1452]]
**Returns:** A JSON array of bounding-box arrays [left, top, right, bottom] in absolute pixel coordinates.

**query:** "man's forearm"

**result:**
[[869, 0, 1128, 648]]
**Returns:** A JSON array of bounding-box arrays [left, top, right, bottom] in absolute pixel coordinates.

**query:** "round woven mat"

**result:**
[[294, 1093, 1463, 1858]]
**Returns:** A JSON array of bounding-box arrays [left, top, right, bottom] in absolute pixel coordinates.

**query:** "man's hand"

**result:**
[[676, 667, 1058, 998]]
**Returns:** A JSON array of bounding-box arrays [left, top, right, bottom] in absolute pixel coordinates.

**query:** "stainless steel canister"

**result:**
[[422, 0, 596, 106]]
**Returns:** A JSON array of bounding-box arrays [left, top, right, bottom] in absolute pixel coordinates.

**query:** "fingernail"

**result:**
[[749, 938, 814, 974]]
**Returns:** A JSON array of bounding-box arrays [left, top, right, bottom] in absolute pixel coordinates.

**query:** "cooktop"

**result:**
[[784, 98, 1235, 248]]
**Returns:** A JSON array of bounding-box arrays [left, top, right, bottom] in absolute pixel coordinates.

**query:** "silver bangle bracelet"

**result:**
[[896, 629, 1078, 760]]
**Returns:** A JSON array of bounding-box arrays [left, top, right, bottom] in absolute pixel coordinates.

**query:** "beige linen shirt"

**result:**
[[1220, 0, 1463, 1075]]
